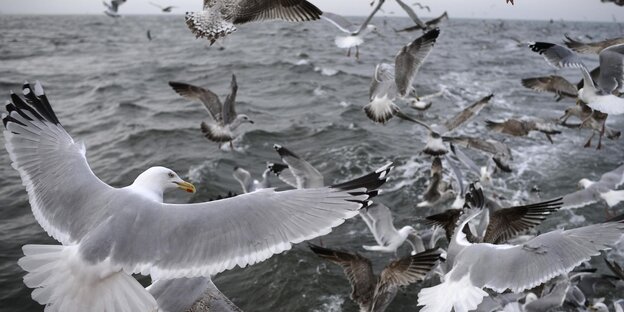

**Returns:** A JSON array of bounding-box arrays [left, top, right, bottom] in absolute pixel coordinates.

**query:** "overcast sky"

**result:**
[[1, 0, 623, 22]]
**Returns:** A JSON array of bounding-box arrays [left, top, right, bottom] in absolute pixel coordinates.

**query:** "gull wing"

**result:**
[[425, 11, 449, 27], [598, 164, 624, 188], [148, 277, 242, 312], [169, 81, 223, 122], [321, 12, 356, 33], [597, 43, 624, 94], [273, 144, 324, 188], [483, 197, 564, 244], [395, 0, 427, 29], [222, 74, 238, 125], [233, 0, 322, 24], [394, 28, 440, 97], [309, 244, 377, 310], [359, 203, 401, 247], [370, 63, 397, 100], [353, 0, 386, 35], [443, 94, 493, 132], [3, 82, 116, 245], [521, 75, 578, 99], [267, 162, 298, 189]]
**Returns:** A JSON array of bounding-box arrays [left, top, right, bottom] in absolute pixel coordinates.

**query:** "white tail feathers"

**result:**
[[601, 190, 624, 207], [364, 96, 397, 123], [18, 244, 157, 312], [335, 35, 364, 49], [418, 274, 488, 312], [185, 11, 236, 44]]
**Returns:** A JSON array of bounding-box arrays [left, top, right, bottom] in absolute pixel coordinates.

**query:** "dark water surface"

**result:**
[[0, 15, 622, 311]]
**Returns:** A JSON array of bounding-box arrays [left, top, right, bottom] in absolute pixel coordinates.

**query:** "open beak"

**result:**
[[175, 180, 196, 193]]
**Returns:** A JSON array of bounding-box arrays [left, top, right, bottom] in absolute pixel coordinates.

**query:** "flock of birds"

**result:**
[[4, 0, 624, 312]]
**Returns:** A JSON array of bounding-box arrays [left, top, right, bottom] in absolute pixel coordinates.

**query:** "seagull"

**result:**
[[232, 166, 271, 193], [269, 144, 324, 189], [322, 0, 385, 59], [394, 0, 427, 30], [148, 277, 242, 312], [310, 244, 442, 312], [411, 94, 493, 156], [506, 0, 514, 5], [394, 4, 448, 33], [522, 274, 571, 312], [103, 0, 126, 17], [417, 156, 455, 207], [149, 1, 176, 13], [146, 29, 152, 41], [558, 102, 621, 148], [521, 75, 579, 102], [561, 163, 624, 209], [563, 34, 624, 54], [412, 2, 430, 11], [185, 0, 322, 44], [485, 118, 561, 143], [365, 28, 440, 123], [409, 89, 444, 110], [169, 74, 254, 149], [425, 195, 563, 243], [529, 42, 624, 116], [417, 183, 624, 312], [360, 202, 423, 254], [4, 81, 393, 311], [443, 136, 512, 172]]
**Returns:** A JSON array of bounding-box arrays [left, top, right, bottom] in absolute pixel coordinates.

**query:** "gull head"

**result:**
[[133, 166, 196, 195], [237, 114, 254, 124], [577, 178, 594, 189]]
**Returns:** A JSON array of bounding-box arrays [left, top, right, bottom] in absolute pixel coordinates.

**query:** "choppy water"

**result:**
[[0, 14, 623, 312]]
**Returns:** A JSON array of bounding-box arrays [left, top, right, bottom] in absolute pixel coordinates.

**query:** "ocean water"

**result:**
[[0, 14, 622, 311]]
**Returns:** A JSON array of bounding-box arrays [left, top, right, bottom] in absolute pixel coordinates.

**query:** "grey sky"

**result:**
[[1, 0, 622, 22]]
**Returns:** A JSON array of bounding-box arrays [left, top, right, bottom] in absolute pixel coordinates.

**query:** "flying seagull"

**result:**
[[232, 166, 271, 193], [417, 184, 624, 312], [485, 118, 561, 143], [148, 277, 242, 312], [360, 202, 423, 254], [103, 0, 126, 17], [529, 42, 624, 116], [149, 1, 176, 12], [561, 163, 624, 209], [365, 28, 440, 123], [395, 0, 427, 30], [417, 156, 455, 207], [169, 74, 254, 149], [563, 34, 624, 54], [4, 81, 393, 311], [394, 3, 448, 33], [521, 75, 579, 101], [410, 93, 493, 156], [269, 144, 324, 189], [443, 136, 512, 172], [412, 2, 430, 11], [310, 244, 442, 312], [322, 0, 385, 59], [559, 102, 621, 148], [185, 0, 322, 44]]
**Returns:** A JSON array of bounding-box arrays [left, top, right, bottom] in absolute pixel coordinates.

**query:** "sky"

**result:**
[[1, 0, 623, 22]]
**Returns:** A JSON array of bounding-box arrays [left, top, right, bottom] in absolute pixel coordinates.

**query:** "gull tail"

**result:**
[[185, 11, 236, 44], [601, 190, 624, 207], [417, 274, 488, 312], [200, 121, 234, 143], [18, 244, 157, 312], [423, 133, 448, 156], [364, 98, 417, 124]]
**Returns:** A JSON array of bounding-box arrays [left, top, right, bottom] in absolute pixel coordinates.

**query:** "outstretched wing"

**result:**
[[233, 0, 322, 24], [395, 0, 427, 29], [222, 74, 238, 125], [443, 94, 493, 132], [359, 203, 401, 247], [598, 43, 624, 94], [169, 81, 223, 122], [394, 28, 440, 97], [3, 82, 116, 245], [273, 144, 324, 188]]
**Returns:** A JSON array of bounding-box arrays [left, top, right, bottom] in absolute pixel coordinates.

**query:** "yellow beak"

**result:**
[[175, 181, 196, 193]]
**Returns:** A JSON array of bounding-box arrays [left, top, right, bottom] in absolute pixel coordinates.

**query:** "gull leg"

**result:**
[[346, 48, 351, 57], [229, 141, 234, 150], [356, 46, 360, 59], [584, 132, 595, 148], [597, 118, 606, 150]]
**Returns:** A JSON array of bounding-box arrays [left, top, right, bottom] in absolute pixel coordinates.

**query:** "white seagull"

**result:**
[[561, 163, 624, 209], [232, 166, 271, 193], [360, 202, 423, 254], [4, 81, 393, 312]]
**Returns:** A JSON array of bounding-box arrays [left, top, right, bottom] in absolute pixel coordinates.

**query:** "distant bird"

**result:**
[[417, 184, 624, 312], [103, 0, 126, 17], [602, 0, 624, 6], [443, 135, 513, 172], [310, 244, 442, 312], [529, 42, 624, 116], [563, 34, 624, 54], [149, 1, 176, 13], [232, 166, 270, 193], [506, 0, 514, 4], [322, 0, 385, 58], [408, 89, 444, 110], [561, 164, 624, 209], [169, 74, 254, 148], [412, 2, 431, 11], [417, 157, 455, 207], [360, 203, 422, 254], [365, 28, 440, 123], [521, 75, 579, 101], [146, 29, 152, 41], [269, 144, 323, 189], [486, 118, 561, 143], [425, 196, 563, 243], [148, 277, 242, 312], [411, 94, 493, 156], [185, 0, 322, 44], [395, 3, 448, 33]]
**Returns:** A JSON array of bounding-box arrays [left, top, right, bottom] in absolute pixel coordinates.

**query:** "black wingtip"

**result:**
[[3, 81, 60, 129], [331, 162, 393, 193], [273, 144, 300, 159], [424, 27, 440, 40], [529, 42, 555, 54], [267, 162, 289, 175], [464, 183, 485, 209]]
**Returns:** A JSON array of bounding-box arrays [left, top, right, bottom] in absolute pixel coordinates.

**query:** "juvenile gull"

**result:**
[[232, 166, 270, 193], [563, 34, 624, 54], [417, 184, 624, 312], [561, 163, 624, 209], [169, 74, 254, 148], [360, 202, 423, 254], [149, 1, 176, 12], [322, 0, 385, 59], [521, 75, 578, 101], [269, 144, 323, 188], [443, 136, 512, 172], [310, 244, 442, 312], [185, 0, 322, 44], [365, 28, 440, 123], [4, 81, 393, 311], [485, 118, 561, 143], [529, 42, 624, 115], [416, 156, 455, 207]]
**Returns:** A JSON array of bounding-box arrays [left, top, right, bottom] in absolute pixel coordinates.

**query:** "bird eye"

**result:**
[[168, 172, 175, 178]]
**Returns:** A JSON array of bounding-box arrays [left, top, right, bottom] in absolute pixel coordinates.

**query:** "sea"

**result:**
[[0, 14, 623, 312]]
